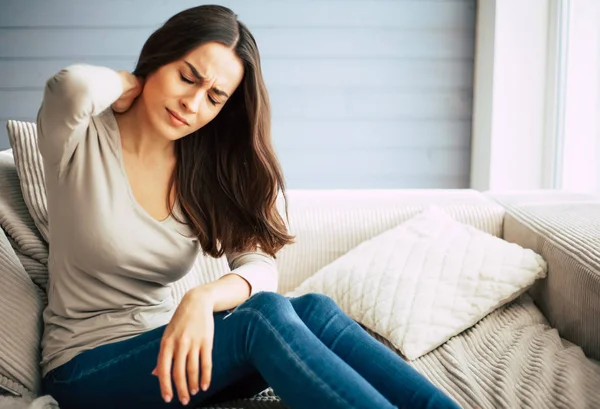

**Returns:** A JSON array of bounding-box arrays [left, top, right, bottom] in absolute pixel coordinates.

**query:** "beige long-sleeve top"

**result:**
[[37, 64, 278, 377]]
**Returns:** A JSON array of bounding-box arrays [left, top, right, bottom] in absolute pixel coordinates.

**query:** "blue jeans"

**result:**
[[42, 292, 462, 409]]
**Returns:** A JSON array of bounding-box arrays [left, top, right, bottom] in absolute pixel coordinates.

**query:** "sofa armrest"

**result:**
[[486, 191, 600, 361]]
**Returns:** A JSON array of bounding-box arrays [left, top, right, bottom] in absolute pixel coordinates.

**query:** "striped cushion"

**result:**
[[487, 191, 600, 361], [5, 121, 50, 297], [0, 152, 45, 398], [6, 121, 48, 245]]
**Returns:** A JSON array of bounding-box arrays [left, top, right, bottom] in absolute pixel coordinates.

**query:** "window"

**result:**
[[552, 0, 599, 192], [470, 0, 600, 193]]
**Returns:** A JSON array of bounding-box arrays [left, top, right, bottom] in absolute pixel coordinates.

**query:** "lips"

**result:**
[[166, 108, 189, 126]]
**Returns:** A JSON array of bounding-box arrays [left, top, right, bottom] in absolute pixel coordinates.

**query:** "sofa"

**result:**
[[1, 137, 599, 408]]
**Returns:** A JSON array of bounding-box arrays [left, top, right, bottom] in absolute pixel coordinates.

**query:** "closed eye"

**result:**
[[180, 72, 220, 106], [180, 73, 194, 84]]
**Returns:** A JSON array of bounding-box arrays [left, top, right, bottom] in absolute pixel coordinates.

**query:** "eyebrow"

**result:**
[[184, 61, 230, 98]]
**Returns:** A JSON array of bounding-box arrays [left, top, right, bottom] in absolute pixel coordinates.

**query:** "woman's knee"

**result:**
[[235, 291, 342, 326], [237, 291, 291, 316], [290, 292, 340, 316]]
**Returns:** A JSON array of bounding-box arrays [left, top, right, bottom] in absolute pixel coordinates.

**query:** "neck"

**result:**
[[114, 100, 175, 160]]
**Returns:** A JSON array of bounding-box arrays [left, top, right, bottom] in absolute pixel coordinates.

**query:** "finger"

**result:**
[[187, 344, 201, 396], [156, 341, 174, 403], [111, 97, 133, 113], [110, 100, 125, 113], [200, 339, 213, 391], [174, 339, 191, 405]]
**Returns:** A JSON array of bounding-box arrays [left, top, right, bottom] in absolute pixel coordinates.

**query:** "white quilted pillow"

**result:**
[[285, 206, 548, 360]]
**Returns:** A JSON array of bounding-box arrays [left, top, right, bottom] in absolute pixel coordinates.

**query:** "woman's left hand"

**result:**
[[152, 288, 215, 406]]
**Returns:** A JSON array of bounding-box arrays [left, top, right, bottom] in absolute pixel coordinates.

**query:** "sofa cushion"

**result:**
[[488, 191, 600, 361], [6, 121, 48, 245], [5, 121, 50, 297], [0, 151, 45, 398], [286, 206, 548, 360]]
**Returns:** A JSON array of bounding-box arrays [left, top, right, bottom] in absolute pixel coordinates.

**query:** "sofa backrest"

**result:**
[[175, 189, 506, 300]]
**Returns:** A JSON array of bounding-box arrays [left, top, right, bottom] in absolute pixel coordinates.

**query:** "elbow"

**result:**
[[45, 68, 83, 100], [42, 69, 89, 125]]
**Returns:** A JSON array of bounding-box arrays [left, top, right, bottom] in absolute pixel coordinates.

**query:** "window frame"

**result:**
[[470, 0, 599, 193]]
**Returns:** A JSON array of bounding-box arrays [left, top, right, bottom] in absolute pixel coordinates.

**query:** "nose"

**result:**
[[180, 89, 205, 114]]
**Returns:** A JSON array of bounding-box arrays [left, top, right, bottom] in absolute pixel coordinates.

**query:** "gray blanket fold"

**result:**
[[368, 294, 600, 409]]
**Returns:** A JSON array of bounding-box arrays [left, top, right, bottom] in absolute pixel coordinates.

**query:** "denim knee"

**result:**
[[238, 291, 291, 314], [292, 292, 339, 312], [237, 292, 342, 325]]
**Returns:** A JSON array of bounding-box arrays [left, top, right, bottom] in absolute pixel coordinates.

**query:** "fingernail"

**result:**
[[181, 397, 189, 405], [202, 383, 208, 391], [164, 395, 171, 403], [191, 388, 198, 395]]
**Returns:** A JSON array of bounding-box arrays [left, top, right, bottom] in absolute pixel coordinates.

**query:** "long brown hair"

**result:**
[[133, 5, 294, 258]]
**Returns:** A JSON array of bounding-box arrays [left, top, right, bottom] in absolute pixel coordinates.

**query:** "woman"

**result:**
[[38, 5, 461, 409]]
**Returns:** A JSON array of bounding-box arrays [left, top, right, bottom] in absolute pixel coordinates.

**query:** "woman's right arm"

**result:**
[[36, 64, 136, 173]]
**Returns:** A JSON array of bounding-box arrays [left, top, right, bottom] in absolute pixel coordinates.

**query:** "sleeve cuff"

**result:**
[[224, 251, 279, 296]]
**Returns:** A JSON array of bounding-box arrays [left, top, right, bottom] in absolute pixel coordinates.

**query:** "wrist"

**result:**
[[188, 285, 216, 307]]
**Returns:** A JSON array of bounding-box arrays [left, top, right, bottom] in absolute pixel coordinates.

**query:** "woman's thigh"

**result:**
[[42, 308, 269, 409]]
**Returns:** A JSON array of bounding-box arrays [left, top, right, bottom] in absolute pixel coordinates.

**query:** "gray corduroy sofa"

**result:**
[[1, 137, 599, 408]]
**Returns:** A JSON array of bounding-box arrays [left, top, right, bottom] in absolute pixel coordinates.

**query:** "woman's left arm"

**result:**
[[224, 250, 278, 294], [193, 248, 279, 313]]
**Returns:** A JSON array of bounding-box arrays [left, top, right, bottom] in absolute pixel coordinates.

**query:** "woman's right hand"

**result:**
[[112, 71, 144, 113], [152, 287, 216, 405]]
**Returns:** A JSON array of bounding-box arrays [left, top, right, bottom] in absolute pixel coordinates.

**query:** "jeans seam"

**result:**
[[236, 306, 354, 409], [51, 337, 162, 385]]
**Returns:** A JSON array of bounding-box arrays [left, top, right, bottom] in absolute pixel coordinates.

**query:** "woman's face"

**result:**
[[140, 41, 245, 140]]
